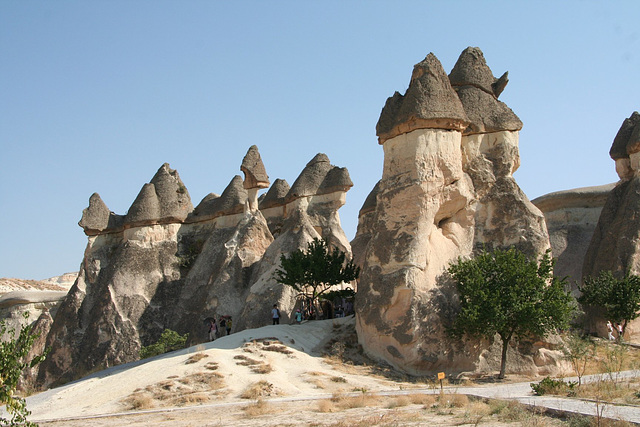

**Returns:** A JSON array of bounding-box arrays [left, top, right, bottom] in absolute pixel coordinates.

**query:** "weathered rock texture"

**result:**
[[532, 184, 614, 296], [39, 147, 354, 388], [582, 112, 640, 340], [354, 48, 563, 377]]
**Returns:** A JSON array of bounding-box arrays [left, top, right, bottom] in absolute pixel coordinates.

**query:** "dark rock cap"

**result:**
[[610, 111, 640, 159], [376, 53, 469, 144], [286, 154, 333, 202], [78, 193, 110, 235], [124, 163, 193, 226], [318, 167, 353, 195], [259, 179, 290, 210], [449, 47, 497, 94], [449, 47, 522, 135], [188, 175, 247, 222], [124, 183, 160, 226], [241, 145, 270, 190]]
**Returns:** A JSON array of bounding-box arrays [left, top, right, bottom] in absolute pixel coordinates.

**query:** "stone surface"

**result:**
[[241, 145, 270, 189], [582, 177, 640, 340], [610, 111, 640, 160], [38, 150, 354, 388], [376, 53, 469, 144], [78, 193, 111, 235], [532, 184, 614, 295], [354, 49, 562, 378], [450, 47, 522, 135], [124, 164, 193, 227]]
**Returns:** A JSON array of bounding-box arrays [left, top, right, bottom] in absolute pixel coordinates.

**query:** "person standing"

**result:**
[[295, 309, 303, 324], [607, 320, 615, 341], [208, 319, 218, 341], [272, 304, 280, 325], [226, 317, 232, 335]]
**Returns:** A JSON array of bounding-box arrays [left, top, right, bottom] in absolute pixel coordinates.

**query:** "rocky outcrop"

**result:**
[[581, 112, 640, 339], [39, 148, 354, 388], [354, 48, 561, 378], [532, 184, 614, 295]]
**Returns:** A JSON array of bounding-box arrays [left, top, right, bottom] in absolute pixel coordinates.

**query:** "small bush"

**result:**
[[240, 381, 274, 399], [531, 376, 578, 396], [140, 329, 188, 359], [243, 399, 272, 417]]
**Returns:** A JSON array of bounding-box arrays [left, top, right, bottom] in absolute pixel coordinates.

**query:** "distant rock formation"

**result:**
[[532, 184, 614, 296], [581, 112, 640, 340], [354, 47, 563, 377], [39, 146, 353, 388]]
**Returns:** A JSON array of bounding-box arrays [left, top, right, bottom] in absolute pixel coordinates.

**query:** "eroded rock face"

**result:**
[[582, 115, 640, 340], [39, 151, 354, 388], [354, 48, 561, 377], [533, 184, 614, 296]]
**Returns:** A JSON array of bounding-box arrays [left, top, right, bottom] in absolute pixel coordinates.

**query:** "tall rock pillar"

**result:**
[[356, 53, 477, 374]]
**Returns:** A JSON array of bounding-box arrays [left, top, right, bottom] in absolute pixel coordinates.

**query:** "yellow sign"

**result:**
[[437, 372, 445, 380]]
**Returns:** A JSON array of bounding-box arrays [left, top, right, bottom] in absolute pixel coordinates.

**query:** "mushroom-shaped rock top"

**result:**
[[188, 175, 247, 222], [610, 111, 640, 159], [286, 154, 332, 202], [124, 163, 193, 226], [449, 47, 522, 135], [79, 193, 111, 234], [241, 145, 270, 190], [449, 47, 504, 96], [259, 178, 290, 210], [376, 52, 469, 144]]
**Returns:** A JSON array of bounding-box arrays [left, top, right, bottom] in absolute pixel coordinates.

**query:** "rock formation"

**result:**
[[38, 146, 353, 388], [532, 184, 614, 296], [354, 47, 562, 377], [581, 112, 640, 340]]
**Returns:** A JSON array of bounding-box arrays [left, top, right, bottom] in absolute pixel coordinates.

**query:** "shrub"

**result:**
[[530, 376, 578, 396], [140, 329, 188, 359], [0, 313, 49, 427]]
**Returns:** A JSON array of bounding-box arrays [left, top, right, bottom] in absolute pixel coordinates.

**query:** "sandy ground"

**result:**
[[17, 317, 571, 426]]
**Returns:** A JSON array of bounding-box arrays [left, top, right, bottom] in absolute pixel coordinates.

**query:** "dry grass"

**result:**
[[262, 345, 293, 355], [330, 392, 380, 409], [330, 376, 347, 383], [184, 352, 208, 364], [242, 399, 273, 417], [385, 395, 411, 408], [121, 371, 225, 410], [240, 380, 274, 400], [407, 393, 436, 406], [234, 355, 261, 366], [251, 363, 273, 374], [122, 392, 154, 410], [204, 362, 219, 371], [437, 393, 469, 408], [316, 399, 337, 413]]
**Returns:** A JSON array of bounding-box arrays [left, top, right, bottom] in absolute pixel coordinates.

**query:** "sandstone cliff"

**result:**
[[581, 112, 640, 340], [354, 47, 563, 377], [38, 147, 353, 388]]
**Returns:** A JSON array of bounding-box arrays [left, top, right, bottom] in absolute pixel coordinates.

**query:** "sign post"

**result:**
[[437, 372, 445, 392]]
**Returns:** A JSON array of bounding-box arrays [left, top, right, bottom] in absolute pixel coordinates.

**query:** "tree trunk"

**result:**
[[499, 334, 510, 379]]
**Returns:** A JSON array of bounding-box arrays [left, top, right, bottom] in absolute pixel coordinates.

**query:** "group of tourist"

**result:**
[[207, 315, 232, 341]]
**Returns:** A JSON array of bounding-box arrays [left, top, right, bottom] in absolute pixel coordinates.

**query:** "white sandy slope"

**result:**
[[24, 316, 401, 423]]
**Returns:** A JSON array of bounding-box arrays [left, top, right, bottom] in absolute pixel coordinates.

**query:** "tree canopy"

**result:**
[[578, 270, 640, 338], [448, 248, 575, 378], [274, 238, 359, 319]]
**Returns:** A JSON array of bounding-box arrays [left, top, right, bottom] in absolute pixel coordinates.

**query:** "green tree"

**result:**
[[139, 329, 188, 359], [578, 270, 640, 339], [275, 238, 360, 319], [448, 248, 575, 379], [0, 313, 49, 427]]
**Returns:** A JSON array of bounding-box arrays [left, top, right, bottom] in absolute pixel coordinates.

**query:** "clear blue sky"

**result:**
[[1, 1, 638, 280]]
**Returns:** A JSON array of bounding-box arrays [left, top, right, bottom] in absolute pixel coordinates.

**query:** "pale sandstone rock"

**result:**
[[532, 184, 614, 295], [355, 49, 564, 378]]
